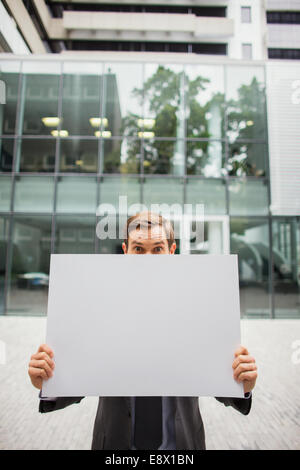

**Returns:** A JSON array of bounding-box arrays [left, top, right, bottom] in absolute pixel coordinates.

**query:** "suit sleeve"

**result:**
[[39, 397, 85, 413], [214, 394, 252, 415]]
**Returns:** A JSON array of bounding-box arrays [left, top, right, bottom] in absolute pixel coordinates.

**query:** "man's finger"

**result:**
[[234, 345, 249, 357], [29, 359, 53, 378], [38, 344, 54, 358], [235, 370, 258, 383], [28, 367, 48, 380], [233, 362, 257, 380], [232, 355, 255, 370], [31, 352, 55, 369]]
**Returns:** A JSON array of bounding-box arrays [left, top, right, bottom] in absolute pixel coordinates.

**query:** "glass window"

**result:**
[[0, 176, 12, 211], [143, 140, 182, 175], [15, 138, 56, 173], [59, 139, 98, 173], [98, 176, 141, 254], [102, 138, 141, 174], [143, 177, 184, 207], [61, 62, 102, 136], [187, 140, 225, 177], [229, 178, 269, 216], [226, 65, 266, 142], [143, 64, 184, 138], [230, 218, 270, 318], [103, 63, 143, 137], [0, 61, 20, 135], [188, 219, 226, 255], [242, 43, 252, 60], [241, 6, 251, 23], [272, 218, 300, 319], [55, 215, 96, 254], [185, 65, 225, 139], [0, 215, 9, 314], [21, 62, 61, 136], [56, 176, 97, 213], [14, 176, 54, 212], [227, 143, 267, 177], [186, 178, 226, 215], [99, 176, 141, 210], [0, 138, 14, 172], [7, 215, 51, 315]]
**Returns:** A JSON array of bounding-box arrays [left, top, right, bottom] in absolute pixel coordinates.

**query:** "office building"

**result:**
[[0, 1, 299, 318]]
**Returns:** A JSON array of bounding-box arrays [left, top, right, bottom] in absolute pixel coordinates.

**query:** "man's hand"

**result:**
[[232, 345, 257, 395], [28, 344, 55, 390]]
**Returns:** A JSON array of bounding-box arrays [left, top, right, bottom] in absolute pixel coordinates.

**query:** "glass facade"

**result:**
[[0, 57, 299, 318]]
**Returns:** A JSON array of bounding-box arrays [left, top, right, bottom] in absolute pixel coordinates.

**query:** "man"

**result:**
[[28, 212, 258, 450]]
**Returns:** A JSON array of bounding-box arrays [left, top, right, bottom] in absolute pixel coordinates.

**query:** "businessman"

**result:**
[[28, 211, 258, 450]]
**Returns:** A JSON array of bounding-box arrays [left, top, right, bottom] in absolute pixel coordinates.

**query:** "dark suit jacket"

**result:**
[[39, 395, 251, 450]]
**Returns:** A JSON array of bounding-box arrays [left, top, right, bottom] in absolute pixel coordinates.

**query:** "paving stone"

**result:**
[[0, 317, 299, 450]]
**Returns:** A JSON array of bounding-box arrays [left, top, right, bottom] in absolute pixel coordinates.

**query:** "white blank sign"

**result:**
[[42, 254, 244, 398]]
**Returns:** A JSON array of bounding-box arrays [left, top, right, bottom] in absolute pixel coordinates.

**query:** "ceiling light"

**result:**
[[137, 118, 155, 129], [51, 130, 69, 137], [89, 118, 108, 128], [94, 131, 111, 138], [138, 131, 155, 139], [42, 117, 60, 127]]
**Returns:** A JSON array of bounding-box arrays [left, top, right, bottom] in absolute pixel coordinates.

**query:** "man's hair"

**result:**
[[124, 211, 175, 249]]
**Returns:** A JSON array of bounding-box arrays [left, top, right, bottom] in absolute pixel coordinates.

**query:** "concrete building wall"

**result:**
[[266, 61, 300, 216], [0, 1, 30, 54]]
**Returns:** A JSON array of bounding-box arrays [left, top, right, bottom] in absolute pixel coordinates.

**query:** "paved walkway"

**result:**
[[0, 317, 299, 450]]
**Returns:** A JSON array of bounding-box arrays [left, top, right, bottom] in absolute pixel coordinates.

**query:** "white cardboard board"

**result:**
[[42, 254, 244, 398]]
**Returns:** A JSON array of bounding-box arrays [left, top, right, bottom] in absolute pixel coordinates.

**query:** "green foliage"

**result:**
[[118, 66, 266, 177]]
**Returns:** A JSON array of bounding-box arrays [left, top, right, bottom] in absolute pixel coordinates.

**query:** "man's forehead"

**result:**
[[128, 226, 168, 242]]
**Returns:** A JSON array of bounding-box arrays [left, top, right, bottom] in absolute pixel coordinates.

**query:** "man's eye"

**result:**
[[135, 246, 142, 252], [154, 247, 162, 253]]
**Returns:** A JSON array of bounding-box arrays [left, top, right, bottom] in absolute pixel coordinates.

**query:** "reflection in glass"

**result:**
[[97, 214, 124, 255], [7, 215, 51, 315], [98, 176, 141, 253], [0, 216, 9, 314], [187, 141, 225, 176], [56, 176, 97, 213], [143, 140, 178, 175], [0, 139, 14, 172], [103, 63, 142, 137], [62, 63, 102, 136], [16, 139, 56, 172], [186, 178, 226, 215], [229, 178, 268, 216], [272, 218, 300, 319], [102, 139, 140, 174], [0, 61, 20, 135], [185, 65, 225, 139], [60, 139, 98, 173], [100, 176, 141, 210], [230, 218, 270, 318], [14, 176, 54, 212], [189, 220, 225, 255], [227, 143, 267, 177], [21, 62, 60, 136], [55, 216, 96, 254], [143, 64, 184, 139], [143, 177, 184, 207], [226, 66, 267, 142], [0, 176, 12, 211]]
